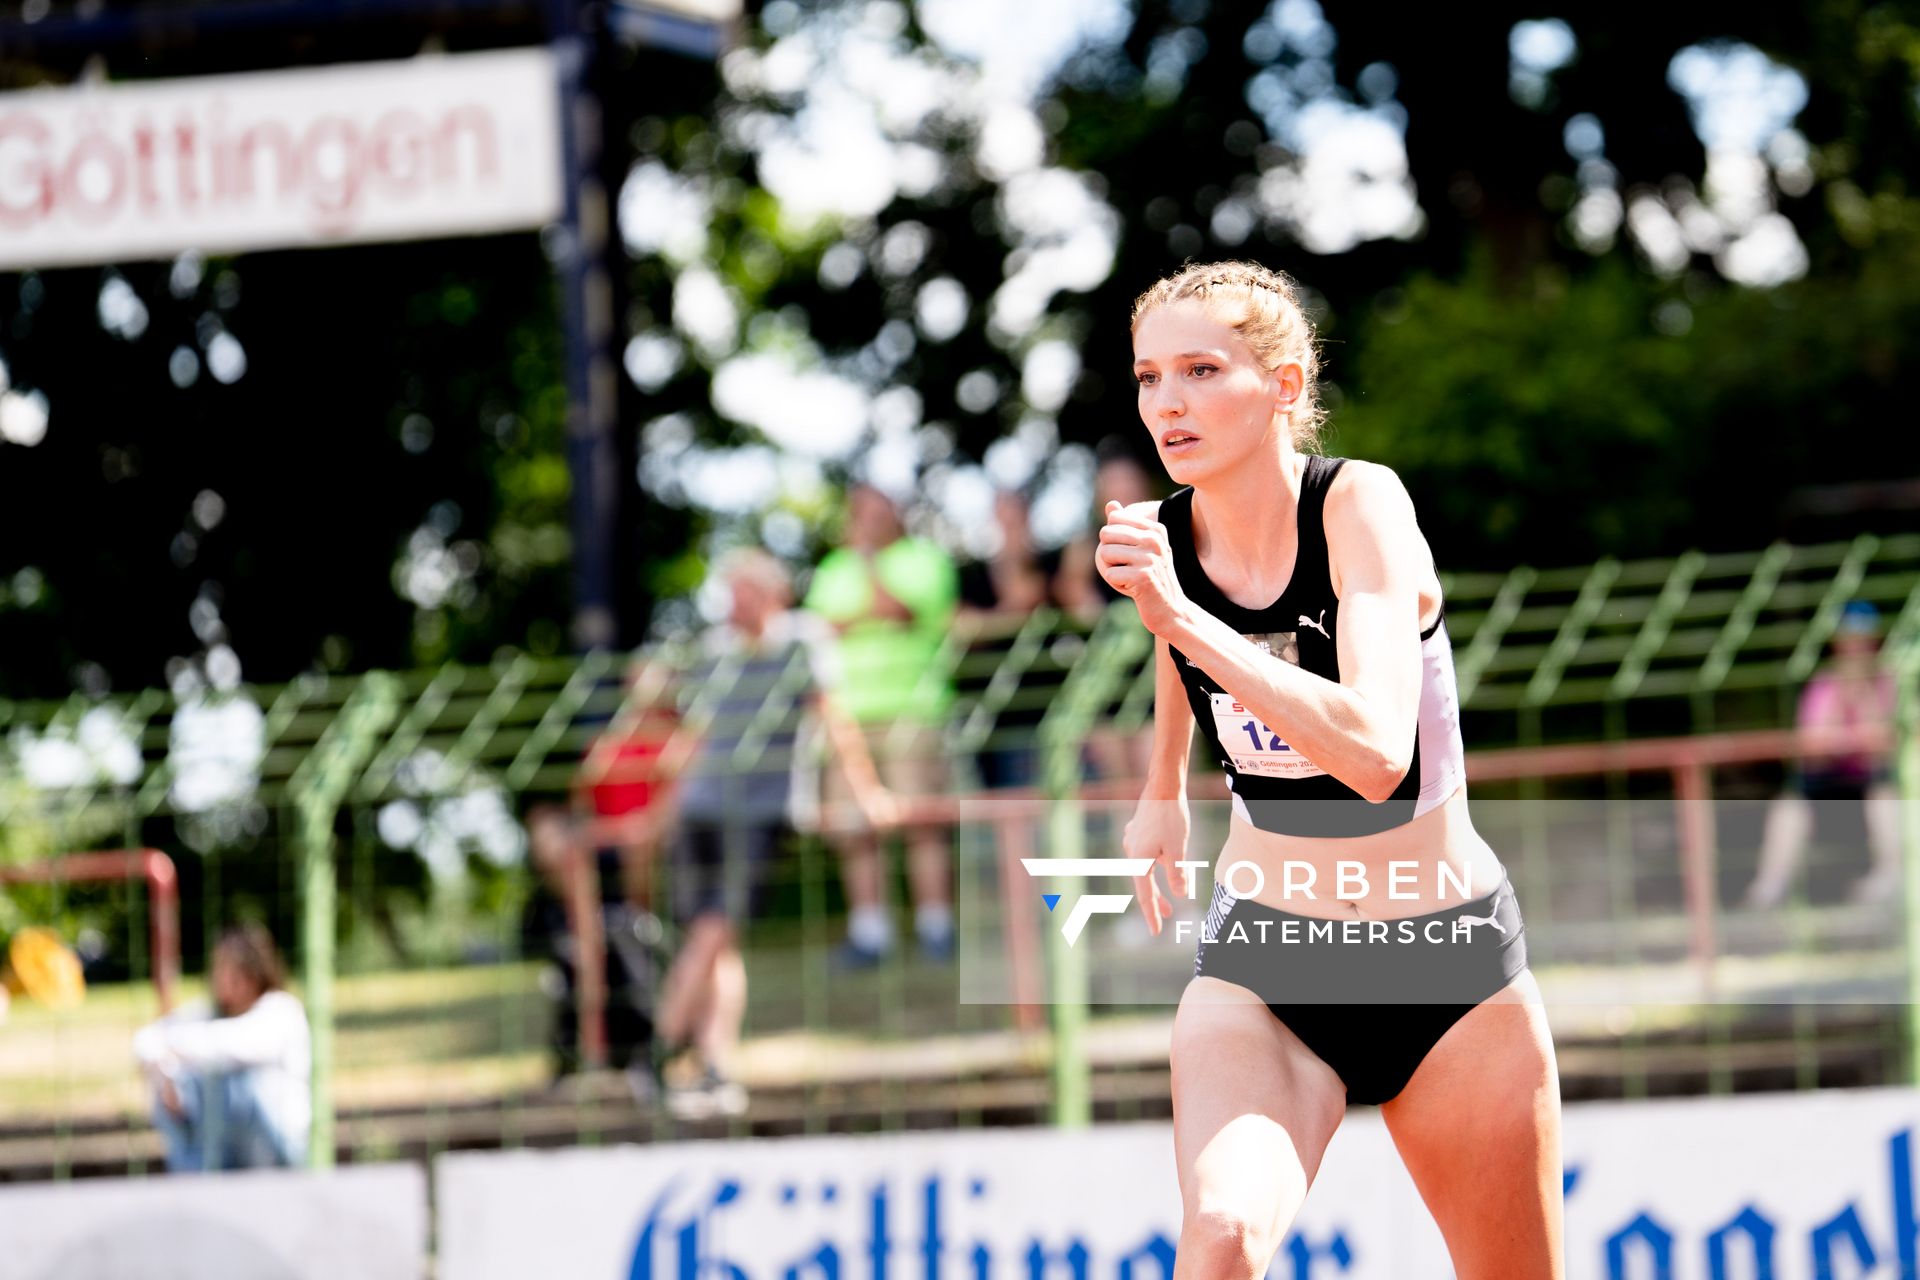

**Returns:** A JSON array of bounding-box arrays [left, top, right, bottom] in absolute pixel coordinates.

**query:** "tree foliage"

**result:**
[[1, 0, 1918, 698]]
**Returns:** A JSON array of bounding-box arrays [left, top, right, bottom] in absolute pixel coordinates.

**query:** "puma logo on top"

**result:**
[[1299, 609, 1330, 639]]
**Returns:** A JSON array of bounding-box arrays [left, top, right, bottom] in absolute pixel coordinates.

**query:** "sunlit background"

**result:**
[[4, 0, 1912, 696], [2, 1, 1919, 1274]]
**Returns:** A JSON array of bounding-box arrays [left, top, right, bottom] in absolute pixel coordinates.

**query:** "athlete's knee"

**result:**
[[1179, 1207, 1272, 1280]]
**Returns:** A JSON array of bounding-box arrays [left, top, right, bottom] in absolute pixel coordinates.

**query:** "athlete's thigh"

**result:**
[[1379, 969, 1564, 1280], [1171, 977, 1347, 1237]]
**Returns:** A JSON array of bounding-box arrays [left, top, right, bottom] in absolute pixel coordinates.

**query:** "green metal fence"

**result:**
[[0, 530, 1916, 1179]]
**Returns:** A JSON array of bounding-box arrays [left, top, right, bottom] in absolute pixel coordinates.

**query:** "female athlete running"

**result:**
[[1096, 261, 1563, 1279]]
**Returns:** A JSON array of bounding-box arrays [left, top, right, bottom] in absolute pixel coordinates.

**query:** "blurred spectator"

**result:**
[[655, 548, 895, 1117], [956, 491, 1065, 1026], [961, 489, 1063, 622], [1057, 445, 1159, 784], [133, 924, 310, 1172], [958, 488, 1067, 790], [804, 484, 959, 966], [1056, 445, 1155, 623], [526, 662, 681, 1073], [1743, 600, 1902, 908], [577, 662, 682, 908]]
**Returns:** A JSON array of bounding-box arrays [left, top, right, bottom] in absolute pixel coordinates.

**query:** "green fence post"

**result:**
[[287, 673, 401, 1170], [1036, 604, 1152, 1127], [1038, 724, 1090, 1128], [1898, 642, 1920, 1086], [297, 798, 338, 1166]]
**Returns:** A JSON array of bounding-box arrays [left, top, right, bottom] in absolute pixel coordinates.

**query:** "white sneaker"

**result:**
[[665, 1084, 714, 1121], [1849, 869, 1902, 905], [708, 1074, 748, 1117], [665, 1065, 748, 1120]]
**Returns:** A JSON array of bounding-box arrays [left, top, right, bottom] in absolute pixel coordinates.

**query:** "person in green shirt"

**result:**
[[804, 483, 960, 966]]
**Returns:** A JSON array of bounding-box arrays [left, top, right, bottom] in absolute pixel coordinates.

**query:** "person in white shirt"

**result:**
[[133, 924, 311, 1172]]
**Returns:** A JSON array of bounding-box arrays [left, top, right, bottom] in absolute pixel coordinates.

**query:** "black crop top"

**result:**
[[1162, 455, 1466, 838]]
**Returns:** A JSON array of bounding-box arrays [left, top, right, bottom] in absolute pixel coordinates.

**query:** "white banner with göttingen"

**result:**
[[0, 47, 563, 270], [435, 1087, 1920, 1280]]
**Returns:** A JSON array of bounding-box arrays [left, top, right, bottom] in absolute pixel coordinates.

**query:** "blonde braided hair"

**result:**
[[1129, 260, 1325, 451]]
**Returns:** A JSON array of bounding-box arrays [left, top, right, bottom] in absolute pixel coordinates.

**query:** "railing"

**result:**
[[1469, 722, 1898, 986], [1, 536, 1918, 1173], [0, 849, 179, 1013]]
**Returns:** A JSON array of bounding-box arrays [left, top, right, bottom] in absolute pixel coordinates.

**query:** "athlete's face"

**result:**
[[1132, 299, 1301, 486]]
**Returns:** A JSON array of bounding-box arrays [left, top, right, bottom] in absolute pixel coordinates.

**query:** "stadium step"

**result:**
[[0, 1005, 1899, 1183]]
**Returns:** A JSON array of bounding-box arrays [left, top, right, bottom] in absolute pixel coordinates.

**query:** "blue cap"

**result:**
[[1837, 600, 1881, 635]]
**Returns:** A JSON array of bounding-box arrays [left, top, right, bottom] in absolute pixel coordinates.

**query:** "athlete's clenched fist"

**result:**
[[1095, 500, 1190, 636]]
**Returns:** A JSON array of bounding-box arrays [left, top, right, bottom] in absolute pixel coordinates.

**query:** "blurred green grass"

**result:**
[[0, 962, 552, 1122], [0, 934, 1003, 1127]]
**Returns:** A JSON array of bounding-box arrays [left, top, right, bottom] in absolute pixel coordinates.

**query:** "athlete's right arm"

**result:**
[[1123, 637, 1196, 937]]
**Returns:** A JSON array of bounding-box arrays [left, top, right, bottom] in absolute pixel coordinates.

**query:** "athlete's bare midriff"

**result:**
[[1213, 783, 1504, 921]]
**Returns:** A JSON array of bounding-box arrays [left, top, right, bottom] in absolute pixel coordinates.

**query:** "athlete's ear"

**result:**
[[1271, 362, 1304, 408]]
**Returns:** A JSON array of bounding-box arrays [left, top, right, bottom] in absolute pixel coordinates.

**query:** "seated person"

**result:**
[[133, 924, 311, 1172], [526, 661, 683, 1072], [578, 666, 683, 906]]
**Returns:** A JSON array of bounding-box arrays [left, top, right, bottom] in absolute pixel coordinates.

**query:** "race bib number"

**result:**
[[1209, 693, 1326, 778]]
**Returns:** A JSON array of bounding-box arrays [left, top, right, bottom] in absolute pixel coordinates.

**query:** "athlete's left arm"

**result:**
[[1160, 462, 1425, 803]]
